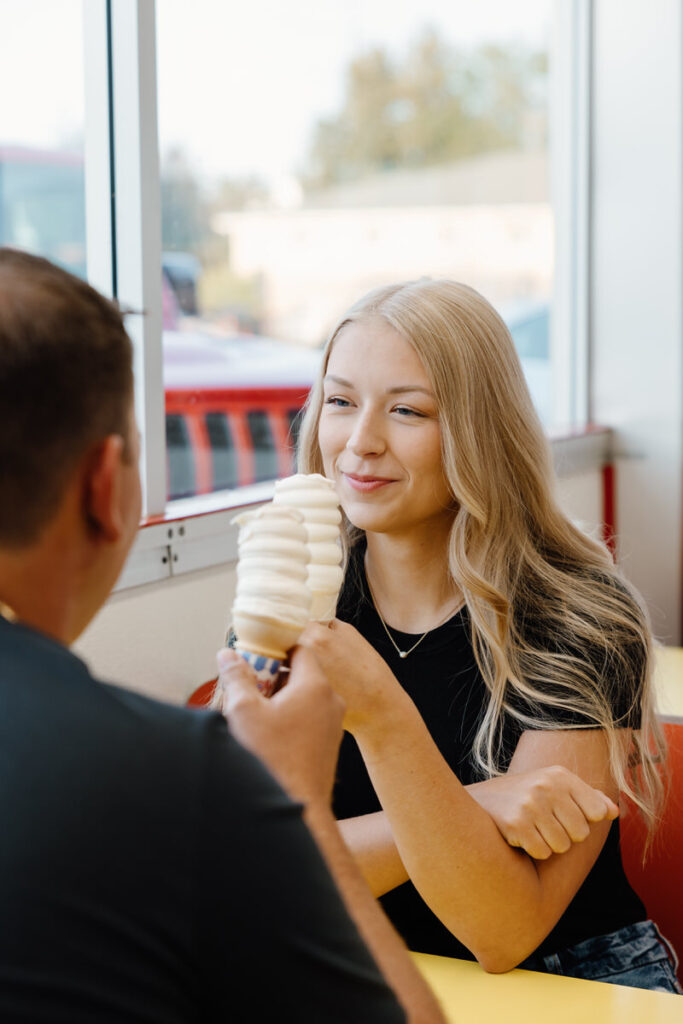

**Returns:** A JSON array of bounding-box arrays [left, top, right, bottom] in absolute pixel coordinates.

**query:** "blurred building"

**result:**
[[213, 150, 551, 345]]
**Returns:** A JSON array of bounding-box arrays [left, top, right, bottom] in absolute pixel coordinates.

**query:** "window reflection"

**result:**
[[0, 0, 85, 275]]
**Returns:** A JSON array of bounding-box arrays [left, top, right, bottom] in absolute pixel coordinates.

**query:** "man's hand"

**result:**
[[469, 765, 620, 860], [215, 647, 446, 1023], [213, 646, 345, 807]]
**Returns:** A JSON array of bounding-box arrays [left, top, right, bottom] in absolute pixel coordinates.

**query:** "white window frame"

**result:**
[[84, 0, 166, 518], [550, 0, 592, 427]]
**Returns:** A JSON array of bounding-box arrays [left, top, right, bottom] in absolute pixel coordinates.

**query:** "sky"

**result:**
[[0, 0, 551, 189]]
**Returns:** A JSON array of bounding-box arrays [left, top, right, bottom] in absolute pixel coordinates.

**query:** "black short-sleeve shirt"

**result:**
[[0, 616, 405, 1023], [333, 550, 646, 959]]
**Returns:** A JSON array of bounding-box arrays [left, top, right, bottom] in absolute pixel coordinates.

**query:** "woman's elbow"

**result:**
[[476, 951, 521, 975], [468, 937, 539, 975]]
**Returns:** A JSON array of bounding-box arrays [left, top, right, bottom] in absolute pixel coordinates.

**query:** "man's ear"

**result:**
[[82, 435, 126, 542]]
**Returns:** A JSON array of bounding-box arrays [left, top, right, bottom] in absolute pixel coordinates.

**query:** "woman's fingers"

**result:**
[[571, 783, 620, 823], [494, 767, 620, 859], [549, 795, 593, 845], [530, 794, 618, 860], [533, 802, 587, 855], [507, 827, 555, 861]]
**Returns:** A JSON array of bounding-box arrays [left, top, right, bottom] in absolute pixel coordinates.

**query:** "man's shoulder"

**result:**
[[0, 618, 268, 795]]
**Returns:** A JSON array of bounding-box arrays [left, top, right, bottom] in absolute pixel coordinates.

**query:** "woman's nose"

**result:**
[[345, 407, 386, 457]]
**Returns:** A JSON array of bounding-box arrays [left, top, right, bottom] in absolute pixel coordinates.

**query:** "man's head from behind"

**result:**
[[0, 249, 140, 637], [0, 248, 135, 545]]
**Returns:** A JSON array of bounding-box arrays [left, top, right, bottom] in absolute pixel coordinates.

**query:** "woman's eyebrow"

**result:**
[[386, 385, 435, 397], [324, 375, 434, 398]]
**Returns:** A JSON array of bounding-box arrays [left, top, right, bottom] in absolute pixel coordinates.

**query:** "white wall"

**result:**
[[75, 563, 236, 705], [591, 0, 683, 642]]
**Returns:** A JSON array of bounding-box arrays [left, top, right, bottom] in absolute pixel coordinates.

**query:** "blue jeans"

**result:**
[[521, 920, 682, 993]]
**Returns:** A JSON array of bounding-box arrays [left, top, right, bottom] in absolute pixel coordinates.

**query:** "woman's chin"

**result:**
[[342, 506, 395, 535]]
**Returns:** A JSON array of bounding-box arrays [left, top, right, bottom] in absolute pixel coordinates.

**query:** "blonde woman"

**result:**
[[297, 279, 680, 992]]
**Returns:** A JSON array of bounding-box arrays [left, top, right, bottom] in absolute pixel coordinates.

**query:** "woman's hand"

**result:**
[[468, 765, 620, 860], [297, 619, 407, 735]]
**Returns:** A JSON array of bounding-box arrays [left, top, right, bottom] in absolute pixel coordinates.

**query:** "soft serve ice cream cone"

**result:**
[[273, 473, 343, 623], [231, 504, 312, 694]]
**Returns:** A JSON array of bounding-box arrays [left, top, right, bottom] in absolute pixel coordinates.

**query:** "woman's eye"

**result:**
[[324, 396, 351, 408], [394, 405, 424, 417]]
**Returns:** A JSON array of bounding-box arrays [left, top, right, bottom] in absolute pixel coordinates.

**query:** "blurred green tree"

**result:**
[[302, 30, 548, 190]]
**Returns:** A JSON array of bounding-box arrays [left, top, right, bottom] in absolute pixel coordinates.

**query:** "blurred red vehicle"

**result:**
[[164, 331, 321, 500]]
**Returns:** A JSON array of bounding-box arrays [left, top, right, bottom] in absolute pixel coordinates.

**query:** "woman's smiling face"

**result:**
[[318, 318, 453, 538]]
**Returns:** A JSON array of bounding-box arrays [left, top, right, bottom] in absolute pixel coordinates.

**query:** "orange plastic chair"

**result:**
[[186, 679, 217, 708], [620, 721, 683, 984]]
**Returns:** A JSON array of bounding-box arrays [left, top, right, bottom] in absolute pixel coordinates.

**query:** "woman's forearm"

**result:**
[[357, 726, 539, 968], [338, 766, 609, 900], [338, 811, 409, 896], [353, 705, 611, 972]]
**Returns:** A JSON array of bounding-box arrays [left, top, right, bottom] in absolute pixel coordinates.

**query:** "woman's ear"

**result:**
[[82, 435, 126, 542]]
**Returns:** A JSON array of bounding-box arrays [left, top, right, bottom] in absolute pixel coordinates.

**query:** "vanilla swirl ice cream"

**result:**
[[273, 473, 344, 622], [231, 504, 312, 665]]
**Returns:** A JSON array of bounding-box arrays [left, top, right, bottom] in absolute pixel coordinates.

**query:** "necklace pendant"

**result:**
[[399, 651, 408, 658]]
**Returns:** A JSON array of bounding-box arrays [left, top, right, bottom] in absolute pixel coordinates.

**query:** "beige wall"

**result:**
[[75, 563, 235, 705]]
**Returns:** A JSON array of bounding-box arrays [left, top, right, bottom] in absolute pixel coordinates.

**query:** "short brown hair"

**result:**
[[0, 248, 134, 545]]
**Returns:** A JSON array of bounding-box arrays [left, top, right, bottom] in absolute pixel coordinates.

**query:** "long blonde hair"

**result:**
[[298, 278, 665, 832]]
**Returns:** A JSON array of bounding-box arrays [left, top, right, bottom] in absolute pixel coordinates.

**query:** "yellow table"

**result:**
[[654, 646, 683, 722], [412, 952, 682, 1023]]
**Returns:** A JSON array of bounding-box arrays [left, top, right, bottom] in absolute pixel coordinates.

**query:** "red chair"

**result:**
[[620, 721, 683, 984], [186, 679, 217, 708]]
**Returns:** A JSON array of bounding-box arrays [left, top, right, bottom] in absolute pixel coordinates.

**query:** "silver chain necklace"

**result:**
[[365, 576, 464, 659]]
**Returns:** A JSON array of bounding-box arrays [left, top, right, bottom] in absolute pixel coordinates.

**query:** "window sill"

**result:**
[[116, 425, 613, 594]]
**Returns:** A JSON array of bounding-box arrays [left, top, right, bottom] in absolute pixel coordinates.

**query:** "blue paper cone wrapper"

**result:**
[[236, 648, 282, 697]]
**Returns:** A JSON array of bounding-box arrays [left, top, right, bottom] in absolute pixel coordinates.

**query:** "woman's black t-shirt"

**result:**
[[333, 549, 647, 959]]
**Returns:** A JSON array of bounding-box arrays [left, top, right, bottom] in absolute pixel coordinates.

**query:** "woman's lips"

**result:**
[[342, 473, 396, 493]]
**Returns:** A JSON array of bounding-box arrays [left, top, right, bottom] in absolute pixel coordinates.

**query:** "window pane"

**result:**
[[246, 410, 278, 484], [0, 1, 86, 276], [205, 411, 238, 491], [166, 413, 196, 499], [157, 0, 554, 502]]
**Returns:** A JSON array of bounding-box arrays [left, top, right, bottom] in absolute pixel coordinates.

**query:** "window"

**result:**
[[0, 1, 86, 275], [508, 306, 550, 362], [156, 0, 556, 505], [166, 414, 196, 499], [205, 412, 238, 491], [246, 411, 278, 484], [1, 2, 583, 525]]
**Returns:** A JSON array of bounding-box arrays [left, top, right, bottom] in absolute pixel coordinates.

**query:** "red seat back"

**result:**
[[186, 679, 217, 708], [620, 721, 683, 983]]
